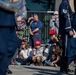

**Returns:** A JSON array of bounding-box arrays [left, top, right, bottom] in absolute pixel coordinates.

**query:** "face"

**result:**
[[33, 15, 38, 21], [17, 16, 22, 22], [21, 44, 25, 49], [54, 14, 58, 19], [35, 45, 40, 49], [50, 35, 55, 40], [52, 47, 56, 52], [21, 42, 25, 49]]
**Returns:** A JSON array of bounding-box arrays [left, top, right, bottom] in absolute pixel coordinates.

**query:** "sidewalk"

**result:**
[[8, 65, 74, 75]]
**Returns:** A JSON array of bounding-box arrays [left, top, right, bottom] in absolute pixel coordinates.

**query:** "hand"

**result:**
[[50, 62, 54, 66], [54, 37, 59, 41], [28, 17, 33, 23], [33, 50, 36, 55], [30, 31, 34, 35], [69, 30, 74, 36]]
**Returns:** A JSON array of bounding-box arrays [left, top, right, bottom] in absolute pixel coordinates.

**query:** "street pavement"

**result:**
[[7, 65, 74, 75]]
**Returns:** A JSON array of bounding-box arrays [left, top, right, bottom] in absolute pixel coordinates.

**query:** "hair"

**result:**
[[33, 13, 38, 16], [21, 41, 28, 49], [52, 45, 61, 56]]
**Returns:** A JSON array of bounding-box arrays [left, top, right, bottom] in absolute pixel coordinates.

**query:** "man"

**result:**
[[29, 14, 42, 48], [0, 1, 19, 75], [72, 0, 76, 74], [59, 0, 76, 74], [50, 11, 59, 35]]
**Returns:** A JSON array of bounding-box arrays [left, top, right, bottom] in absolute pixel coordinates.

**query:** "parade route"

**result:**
[[8, 65, 74, 75]]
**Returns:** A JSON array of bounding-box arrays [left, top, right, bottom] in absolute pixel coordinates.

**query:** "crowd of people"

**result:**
[[11, 10, 62, 68], [11, 31, 62, 67], [11, 1, 76, 75], [0, 0, 76, 75]]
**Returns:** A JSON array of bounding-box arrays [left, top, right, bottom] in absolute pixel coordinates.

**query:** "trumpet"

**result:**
[[0, 0, 24, 12]]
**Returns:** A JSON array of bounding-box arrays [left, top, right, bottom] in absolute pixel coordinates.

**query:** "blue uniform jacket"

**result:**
[[72, 13, 76, 30], [0, 8, 16, 26], [59, 0, 73, 36], [59, 0, 76, 56]]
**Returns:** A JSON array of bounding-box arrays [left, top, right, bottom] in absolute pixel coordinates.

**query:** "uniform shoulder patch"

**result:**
[[63, 9, 67, 14]]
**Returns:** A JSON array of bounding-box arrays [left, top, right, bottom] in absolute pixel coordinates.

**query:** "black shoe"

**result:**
[[38, 63, 41, 66], [6, 68, 12, 74], [33, 62, 37, 66], [68, 69, 74, 72], [74, 72, 76, 75], [60, 69, 68, 74], [38, 62, 42, 66]]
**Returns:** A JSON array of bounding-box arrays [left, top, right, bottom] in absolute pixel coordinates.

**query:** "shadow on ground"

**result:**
[[24, 66, 73, 75]]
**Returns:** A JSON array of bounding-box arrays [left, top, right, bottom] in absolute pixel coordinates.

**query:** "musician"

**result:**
[[71, 0, 76, 74], [0, 0, 27, 75], [59, 0, 75, 74]]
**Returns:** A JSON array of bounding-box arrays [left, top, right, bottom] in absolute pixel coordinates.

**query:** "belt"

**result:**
[[34, 33, 41, 35]]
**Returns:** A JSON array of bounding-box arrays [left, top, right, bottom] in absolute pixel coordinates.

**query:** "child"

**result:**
[[47, 29, 62, 57], [45, 45, 61, 67], [32, 40, 43, 66], [16, 41, 32, 65], [48, 29, 61, 46]]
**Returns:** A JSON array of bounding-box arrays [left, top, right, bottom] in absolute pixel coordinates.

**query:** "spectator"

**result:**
[[29, 14, 42, 48], [32, 40, 43, 66], [48, 29, 62, 48], [45, 45, 61, 67], [16, 41, 32, 65], [44, 29, 62, 64], [16, 15, 26, 31], [15, 15, 26, 40], [50, 11, 59, 35]]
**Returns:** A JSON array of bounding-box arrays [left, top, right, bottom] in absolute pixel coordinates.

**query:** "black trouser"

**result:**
[[16, 57, 32, 65], [59, 56, 68, 73], [73, 55, 76, 75]]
